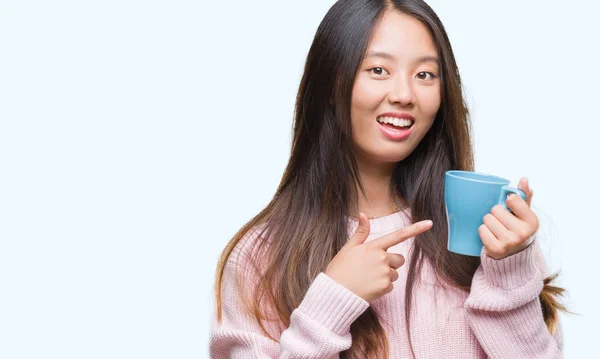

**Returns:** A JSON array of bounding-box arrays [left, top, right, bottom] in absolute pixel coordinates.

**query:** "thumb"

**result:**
[[518, 177, 533, 206], [345, 213, 370, 248]]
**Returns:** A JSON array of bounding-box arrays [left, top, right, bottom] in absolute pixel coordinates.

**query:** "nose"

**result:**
[[387, 77, 416, 107]]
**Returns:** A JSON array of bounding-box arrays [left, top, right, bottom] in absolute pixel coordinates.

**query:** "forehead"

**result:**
[[366, 10, 438, 58]]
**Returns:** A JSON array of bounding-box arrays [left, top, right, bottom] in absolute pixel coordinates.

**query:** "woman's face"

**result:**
[[350, 10, 442, 164]]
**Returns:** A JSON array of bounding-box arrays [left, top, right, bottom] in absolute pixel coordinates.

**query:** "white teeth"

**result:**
[[376, 116, 414, 127]]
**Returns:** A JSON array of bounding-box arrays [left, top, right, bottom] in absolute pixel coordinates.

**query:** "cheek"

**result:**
[[351, 77, 385, 124], [415, 88, 441, 125]]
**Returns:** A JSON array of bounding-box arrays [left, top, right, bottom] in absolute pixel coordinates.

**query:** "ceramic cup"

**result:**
[[444, 170, 527, 256]]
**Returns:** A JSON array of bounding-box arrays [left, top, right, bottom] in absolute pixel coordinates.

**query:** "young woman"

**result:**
[[210, 0, 566, 358]]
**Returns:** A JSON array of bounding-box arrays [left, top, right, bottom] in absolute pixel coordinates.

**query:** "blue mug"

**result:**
[[444, 170, 527, 256]]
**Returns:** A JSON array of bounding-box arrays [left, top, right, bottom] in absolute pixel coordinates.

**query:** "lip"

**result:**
[[376, 112, 415, 141], [377, 121, 413, 140]]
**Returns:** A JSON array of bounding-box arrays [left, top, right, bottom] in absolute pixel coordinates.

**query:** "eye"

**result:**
[[417, 71, 437, 80], [367, 67, 390, 76]]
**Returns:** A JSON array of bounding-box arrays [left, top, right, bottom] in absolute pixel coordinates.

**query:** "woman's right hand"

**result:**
[[325, 213, 433, 303]]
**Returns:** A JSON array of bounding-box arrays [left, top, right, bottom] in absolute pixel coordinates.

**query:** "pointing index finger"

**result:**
[[371, 220, 433, 250]]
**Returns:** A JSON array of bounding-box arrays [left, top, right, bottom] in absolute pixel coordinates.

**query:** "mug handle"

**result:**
[[497, 185, 527, 213]]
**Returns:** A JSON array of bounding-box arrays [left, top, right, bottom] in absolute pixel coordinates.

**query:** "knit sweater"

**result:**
[[209, 209, 563, 358]]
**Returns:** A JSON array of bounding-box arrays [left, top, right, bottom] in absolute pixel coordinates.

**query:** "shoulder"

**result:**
[[226, 222, 271, 274]]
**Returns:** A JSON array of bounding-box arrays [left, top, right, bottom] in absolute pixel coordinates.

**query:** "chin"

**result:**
[[371, 150, 411, 164], [378, 142, 417, 161]]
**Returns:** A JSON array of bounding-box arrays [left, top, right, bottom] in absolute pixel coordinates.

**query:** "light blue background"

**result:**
[[1, 1, 598, 358]]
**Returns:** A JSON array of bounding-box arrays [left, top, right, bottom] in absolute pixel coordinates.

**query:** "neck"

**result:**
[[349, 154, 404, 219]]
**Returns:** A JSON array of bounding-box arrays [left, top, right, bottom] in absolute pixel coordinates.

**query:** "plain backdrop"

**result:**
[[1, 0, 598, 358]]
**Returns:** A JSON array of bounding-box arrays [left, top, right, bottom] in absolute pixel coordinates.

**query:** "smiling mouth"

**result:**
[[376, 116, 414, 130]]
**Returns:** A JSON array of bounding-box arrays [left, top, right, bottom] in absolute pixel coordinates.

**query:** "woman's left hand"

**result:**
[[478, 177, 539, 260]]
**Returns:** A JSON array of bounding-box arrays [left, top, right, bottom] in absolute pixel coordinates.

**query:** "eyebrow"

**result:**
[[365, 51, 440, 66]]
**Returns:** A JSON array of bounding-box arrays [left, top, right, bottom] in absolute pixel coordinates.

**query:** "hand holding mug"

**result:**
[[478, 177, 539, 260]]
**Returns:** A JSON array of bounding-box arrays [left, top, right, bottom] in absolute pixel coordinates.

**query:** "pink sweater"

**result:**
[[210, 209, 563, 358]]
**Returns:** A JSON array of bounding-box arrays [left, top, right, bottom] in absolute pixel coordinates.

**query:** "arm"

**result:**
[[210, 230, 370, 359], [464, 238, 563, 359]]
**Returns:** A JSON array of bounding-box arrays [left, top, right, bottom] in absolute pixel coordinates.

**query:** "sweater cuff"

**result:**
[[480, 237, 538, 289], [297, 272, 370, 336]]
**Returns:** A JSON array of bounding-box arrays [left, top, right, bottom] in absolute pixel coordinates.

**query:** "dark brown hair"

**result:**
[[214, 0, 567, 357]]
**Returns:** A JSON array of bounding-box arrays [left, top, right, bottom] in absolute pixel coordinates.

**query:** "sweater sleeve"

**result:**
[[464, 237, 564, 359], [209, 230, 370, 359]]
